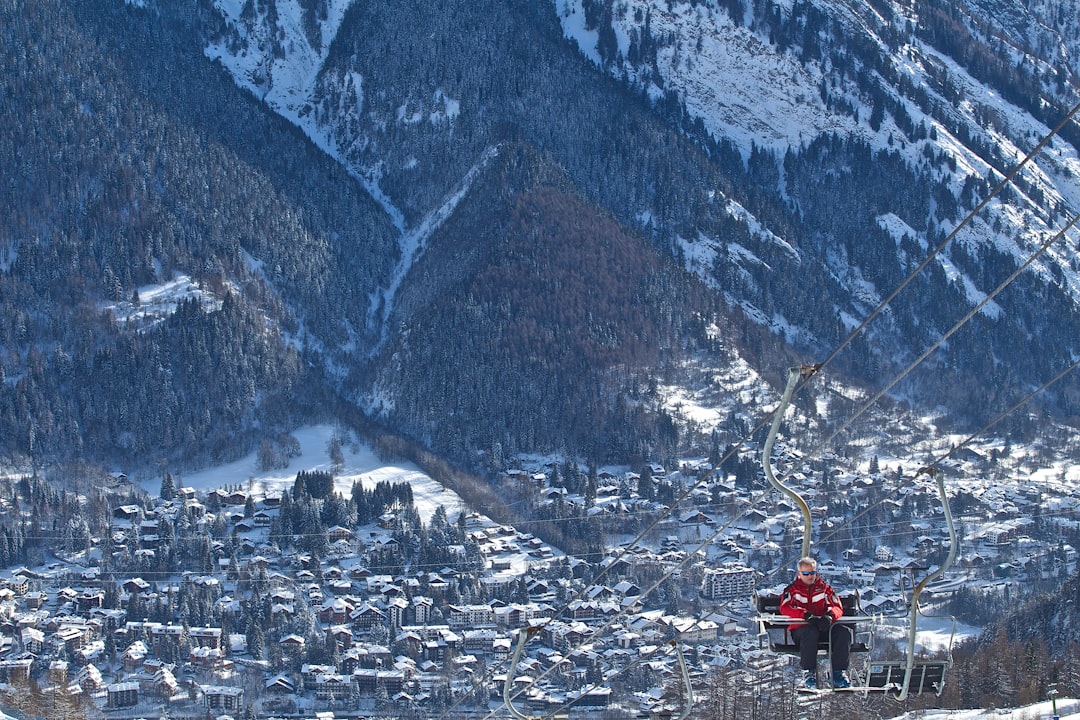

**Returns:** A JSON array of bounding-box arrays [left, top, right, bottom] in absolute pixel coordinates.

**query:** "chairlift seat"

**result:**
[[754, 592, 871, 655], [866, 659, 949, 695]]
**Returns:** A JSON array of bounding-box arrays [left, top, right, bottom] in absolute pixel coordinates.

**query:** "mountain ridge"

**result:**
[[4, 0, 1080, 475]]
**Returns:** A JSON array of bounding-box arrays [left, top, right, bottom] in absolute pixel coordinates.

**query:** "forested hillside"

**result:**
[[203, 0, 1080, 467], [5, 0, 1080, 476], [1, 0, 398, 468]]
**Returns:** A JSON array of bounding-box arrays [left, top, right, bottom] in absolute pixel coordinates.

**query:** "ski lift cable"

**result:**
[[733, 106, 1080, 600], [806, 100, 1080, 385], [747, 102, 1080, 585], [918, 356, 1080, 477], [755, 102, 1080, 473], [758, 203, 1076, 592], [790, 209, 1080, 471]]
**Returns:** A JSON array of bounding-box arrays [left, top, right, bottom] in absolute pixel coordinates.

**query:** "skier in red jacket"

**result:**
[[779, 557, 852, 689]]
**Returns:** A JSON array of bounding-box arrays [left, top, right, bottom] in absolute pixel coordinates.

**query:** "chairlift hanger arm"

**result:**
[[762, 365, 820, 558], [893, 467, 958, 702], [672, 640, 694, 720], [504, 626, 541, 720]]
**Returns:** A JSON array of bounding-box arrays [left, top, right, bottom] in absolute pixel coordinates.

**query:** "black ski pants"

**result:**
[[791, 622, 853, 672]]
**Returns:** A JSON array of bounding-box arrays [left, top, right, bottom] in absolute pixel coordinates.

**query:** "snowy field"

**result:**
[[894, 698, 1080, 719], [874, 614, 980, 653], [146, 424, 465, 524]]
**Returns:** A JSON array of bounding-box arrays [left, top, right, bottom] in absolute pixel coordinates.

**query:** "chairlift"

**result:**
[[752, 368, 956, 698]]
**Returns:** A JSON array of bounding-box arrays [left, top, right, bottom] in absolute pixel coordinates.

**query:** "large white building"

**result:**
[[701, 565, 756, 599]]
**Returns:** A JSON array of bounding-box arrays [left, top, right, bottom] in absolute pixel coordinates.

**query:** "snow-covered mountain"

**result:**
[[4, 0, 1080, 473], [191, 0, 1080, 459]]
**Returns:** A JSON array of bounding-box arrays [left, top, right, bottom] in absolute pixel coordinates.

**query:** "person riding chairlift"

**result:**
[[779, 556, 853, 689]]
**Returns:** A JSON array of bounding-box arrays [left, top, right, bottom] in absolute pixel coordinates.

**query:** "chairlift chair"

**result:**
[[754, 368, 956, 698]]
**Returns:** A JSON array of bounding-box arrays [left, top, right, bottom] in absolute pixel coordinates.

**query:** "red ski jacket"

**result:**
[[779, 575, 844, 626]]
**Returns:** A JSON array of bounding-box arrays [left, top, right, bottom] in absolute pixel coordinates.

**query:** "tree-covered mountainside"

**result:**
[[206, 0, 1080, 425], [1, 0, 398, 468], [5, 0, 1080, 474], [357, 144, 721, 464]]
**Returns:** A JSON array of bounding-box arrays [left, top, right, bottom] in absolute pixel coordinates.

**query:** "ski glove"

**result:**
[[803, 612, 814, 621], [815, 615, 832, 632]]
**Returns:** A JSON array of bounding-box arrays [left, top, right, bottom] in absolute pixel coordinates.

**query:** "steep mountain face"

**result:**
[[199, 0, 1080, 453], [358, 144, 718, 462], [4, 0, 1080, 471], [0, 0, 400, 468]]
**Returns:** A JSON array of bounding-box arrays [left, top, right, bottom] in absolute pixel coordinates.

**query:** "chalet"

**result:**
[[20, 626, 44, 654], [75, 639, 106, 664], [207, 488, 229, 507], [319, 597, 354, 624], [301, 663, 336, 690], [5, 575, 28, 595], [153, 667, 178, 697], [280, 634, 306, 655], [106, 681, 139, 708], [542, 622, 593, 653], [113, 505, 141, 521], [53, 625, 90, 654], [23, 590, 46, 610], [225, 490, 248, 506], [679, 509, 714, 526], [352, 603, 386, 632], [189, 645, 227, 669], [204, 685, 244, 712], [354, 668, 406, 696], [74, 663, 104, 693], [122, 577, 151, 595], [265, 674, 295, 694], [189, 626, 222, 650], [75, 590, 104, 613], [328, 525, 354, 543], [568, 687, 612, 709], [315, 673, 354, 701], [122, 640, 149, 670], [462, 628, 499, 655], [330, 625, 355, 651]]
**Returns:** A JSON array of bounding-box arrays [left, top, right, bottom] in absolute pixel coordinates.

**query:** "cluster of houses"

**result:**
[[0, 449, 1076, 718]]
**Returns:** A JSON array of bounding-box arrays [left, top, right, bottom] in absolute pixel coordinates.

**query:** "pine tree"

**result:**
[[159, 473, 176, 501]]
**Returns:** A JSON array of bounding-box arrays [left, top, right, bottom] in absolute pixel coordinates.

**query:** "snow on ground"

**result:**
[[875, 614, 978, 653], [146, 425, 466, 524], [894, 698, 1080, 719], [104, 274, 221, 329]]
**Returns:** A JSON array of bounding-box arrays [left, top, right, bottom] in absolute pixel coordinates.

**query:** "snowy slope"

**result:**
[[897, 698, 1080, 720]]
